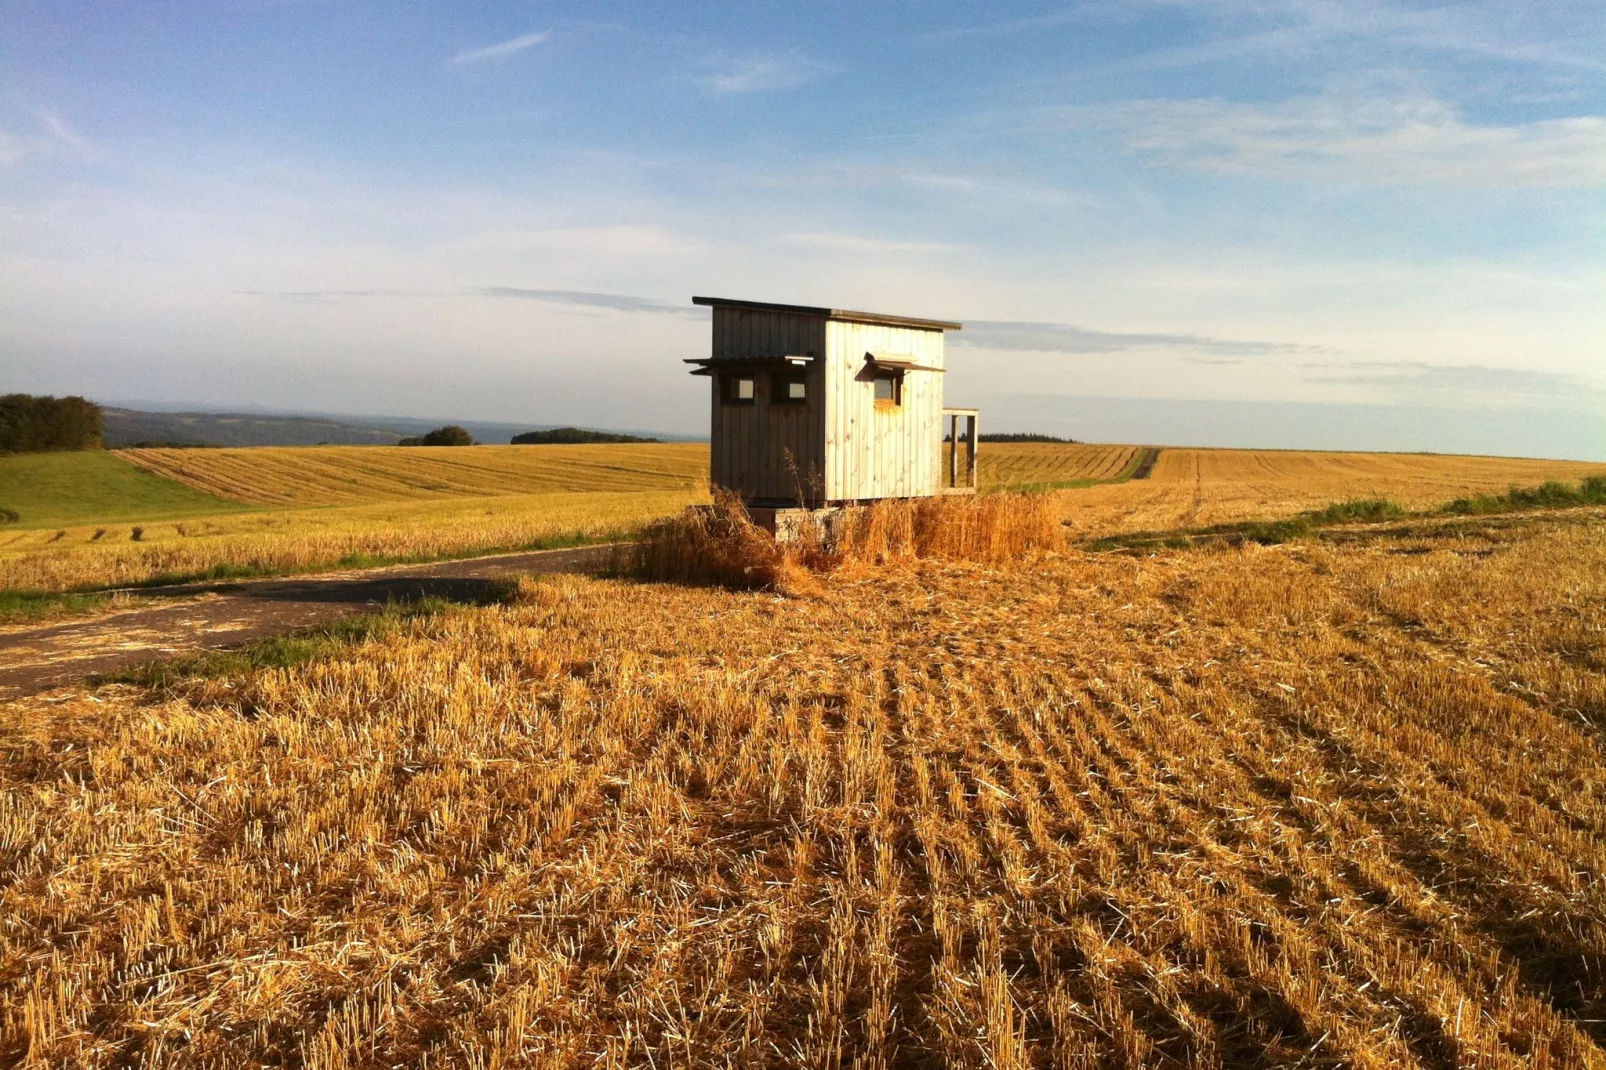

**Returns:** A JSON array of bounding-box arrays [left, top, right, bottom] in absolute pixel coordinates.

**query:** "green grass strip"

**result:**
[[1087, 476, 1606, 552], [995, 446, 1161, 494], [103, 591, 514, 689], [0, 588, 117, 626]]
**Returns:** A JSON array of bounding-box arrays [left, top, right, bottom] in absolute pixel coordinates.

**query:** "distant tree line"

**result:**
[[0, 394, 103, 453], [400, 425, 476, 447], [511, 427, 660, 444], [978, 432, 1079, 443]]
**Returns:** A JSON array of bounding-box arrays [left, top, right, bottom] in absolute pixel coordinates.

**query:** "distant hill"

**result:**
[[98, 405, 703, 448], [511, 427, 661, 444], [102, 409, 403, 448], [357, 415, 699, 445]]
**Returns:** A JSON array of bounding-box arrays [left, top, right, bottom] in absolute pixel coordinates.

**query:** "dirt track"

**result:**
[[0, 545, 616, 699]]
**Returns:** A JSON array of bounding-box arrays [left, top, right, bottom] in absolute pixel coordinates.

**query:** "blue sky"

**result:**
[[3, 1, 1603, 456]]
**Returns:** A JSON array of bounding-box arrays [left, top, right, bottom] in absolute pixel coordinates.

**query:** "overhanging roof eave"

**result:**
[[692, 295, 962, 332]]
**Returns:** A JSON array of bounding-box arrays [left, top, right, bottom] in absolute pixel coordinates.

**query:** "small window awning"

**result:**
[[865, 352, 944, 373], [684, 354, 816, 376]]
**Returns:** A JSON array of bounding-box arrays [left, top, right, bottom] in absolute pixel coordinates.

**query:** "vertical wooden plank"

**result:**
[[968, 413, 978, 490], [769, 313, 781, 499], [747, 311, 759, 496], [712, 309, 726, 490], [948, 413, 957, 488], [734, 357, 745, 496]]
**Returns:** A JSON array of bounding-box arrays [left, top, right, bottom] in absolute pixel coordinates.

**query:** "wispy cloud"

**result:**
[[473, 288, 701, 317], [1057, 87, 1606, 188], [779, 232, 962, 254], [925, 1, 1605, 73], [916, 8, 1096, 44], [450, 224, 695, 258], [237, 289, 427, 304], [0, 109, 94, 166], [1305, 360, 1606, 407], [697, 52, 825, 94], [955, 320, 1331, 357], [450, 31, 550, 65]]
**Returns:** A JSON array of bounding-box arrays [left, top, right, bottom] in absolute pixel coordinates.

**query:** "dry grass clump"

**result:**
[[4, 513, 1606, 1066], [628, 490, 791, 589], [832, 491, 1062, 566], [632, 490, 1062, 589]]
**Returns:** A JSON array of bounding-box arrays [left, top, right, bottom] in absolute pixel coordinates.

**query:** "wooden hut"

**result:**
[[686, 296, 978, 509]]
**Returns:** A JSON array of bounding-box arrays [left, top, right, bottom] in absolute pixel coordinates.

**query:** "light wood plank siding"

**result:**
[[823, 321, 945, 501], [707, 309, 827, 503]]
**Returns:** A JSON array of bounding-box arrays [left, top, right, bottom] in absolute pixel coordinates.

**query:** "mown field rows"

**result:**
[[944, 443, 1145, 491], [1057, 448, 1606, 537], [118, 444, 710, 506], [4, 510, 1604, 1066], [0, 490, 700, 592]]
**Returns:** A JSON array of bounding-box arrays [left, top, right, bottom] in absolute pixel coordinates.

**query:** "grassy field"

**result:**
[[118, 443, 709, 506], [5, 502, 1605, 1065], [0, 450, 247, 528]]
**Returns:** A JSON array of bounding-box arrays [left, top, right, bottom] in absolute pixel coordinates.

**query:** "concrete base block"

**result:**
[[746, 505, 842, 544]]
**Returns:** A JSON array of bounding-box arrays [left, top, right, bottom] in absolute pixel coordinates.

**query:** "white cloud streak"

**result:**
[[779, 232, 962, 254], [0, 110, 94, 166], [956, 319, 1331, 357], [923, 0, 1605, 73], [450, 31, 550, 65], [697, 53, 824, 94], [1303, 360, 1606, 408], [1061, 90, 1606, 188], [473, 288, 702, 317]]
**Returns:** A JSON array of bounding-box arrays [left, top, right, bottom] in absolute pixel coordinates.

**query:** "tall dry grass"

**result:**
[[631, 490, 1063, 590], [832, 491, 1062, 565]]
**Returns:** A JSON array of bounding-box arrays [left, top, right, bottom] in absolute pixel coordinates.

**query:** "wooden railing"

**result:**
[[942, 408, 979, 494]]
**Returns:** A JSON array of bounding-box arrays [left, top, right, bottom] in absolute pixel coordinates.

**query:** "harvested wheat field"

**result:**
[[0, 489, 702, 593], [1058, 448, 1606, 538], [117, 444, 709, 507], [5, 500, 1606, 1067], [943, 443, 1146, 492], [9, 446, 1594, 597]]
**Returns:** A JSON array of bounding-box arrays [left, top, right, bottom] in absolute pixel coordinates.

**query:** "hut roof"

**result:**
[[691, 296, 962, 332]]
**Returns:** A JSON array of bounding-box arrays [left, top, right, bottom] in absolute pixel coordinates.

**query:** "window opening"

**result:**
[[722, 375, 756, 404], [773, 372, 807, 404], [873, 371, 903, 408]]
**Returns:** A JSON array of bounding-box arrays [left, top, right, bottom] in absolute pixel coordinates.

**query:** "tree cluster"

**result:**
[[977, 432, 1079, 443], [0, 394, 104, 453], [511, 427, 659, 445], [400, 425, 475, 447]]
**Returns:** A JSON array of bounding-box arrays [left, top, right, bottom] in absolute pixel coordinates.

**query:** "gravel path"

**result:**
[[0, 545, 617, 699]]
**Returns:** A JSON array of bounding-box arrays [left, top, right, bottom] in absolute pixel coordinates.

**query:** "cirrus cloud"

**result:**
[[1057, 89, 1606, 188], [449, 31, 550, 65], [697, 52, 827, 94]]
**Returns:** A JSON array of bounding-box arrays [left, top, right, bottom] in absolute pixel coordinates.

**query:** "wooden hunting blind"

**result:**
[[686, 296, 979, 507]]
